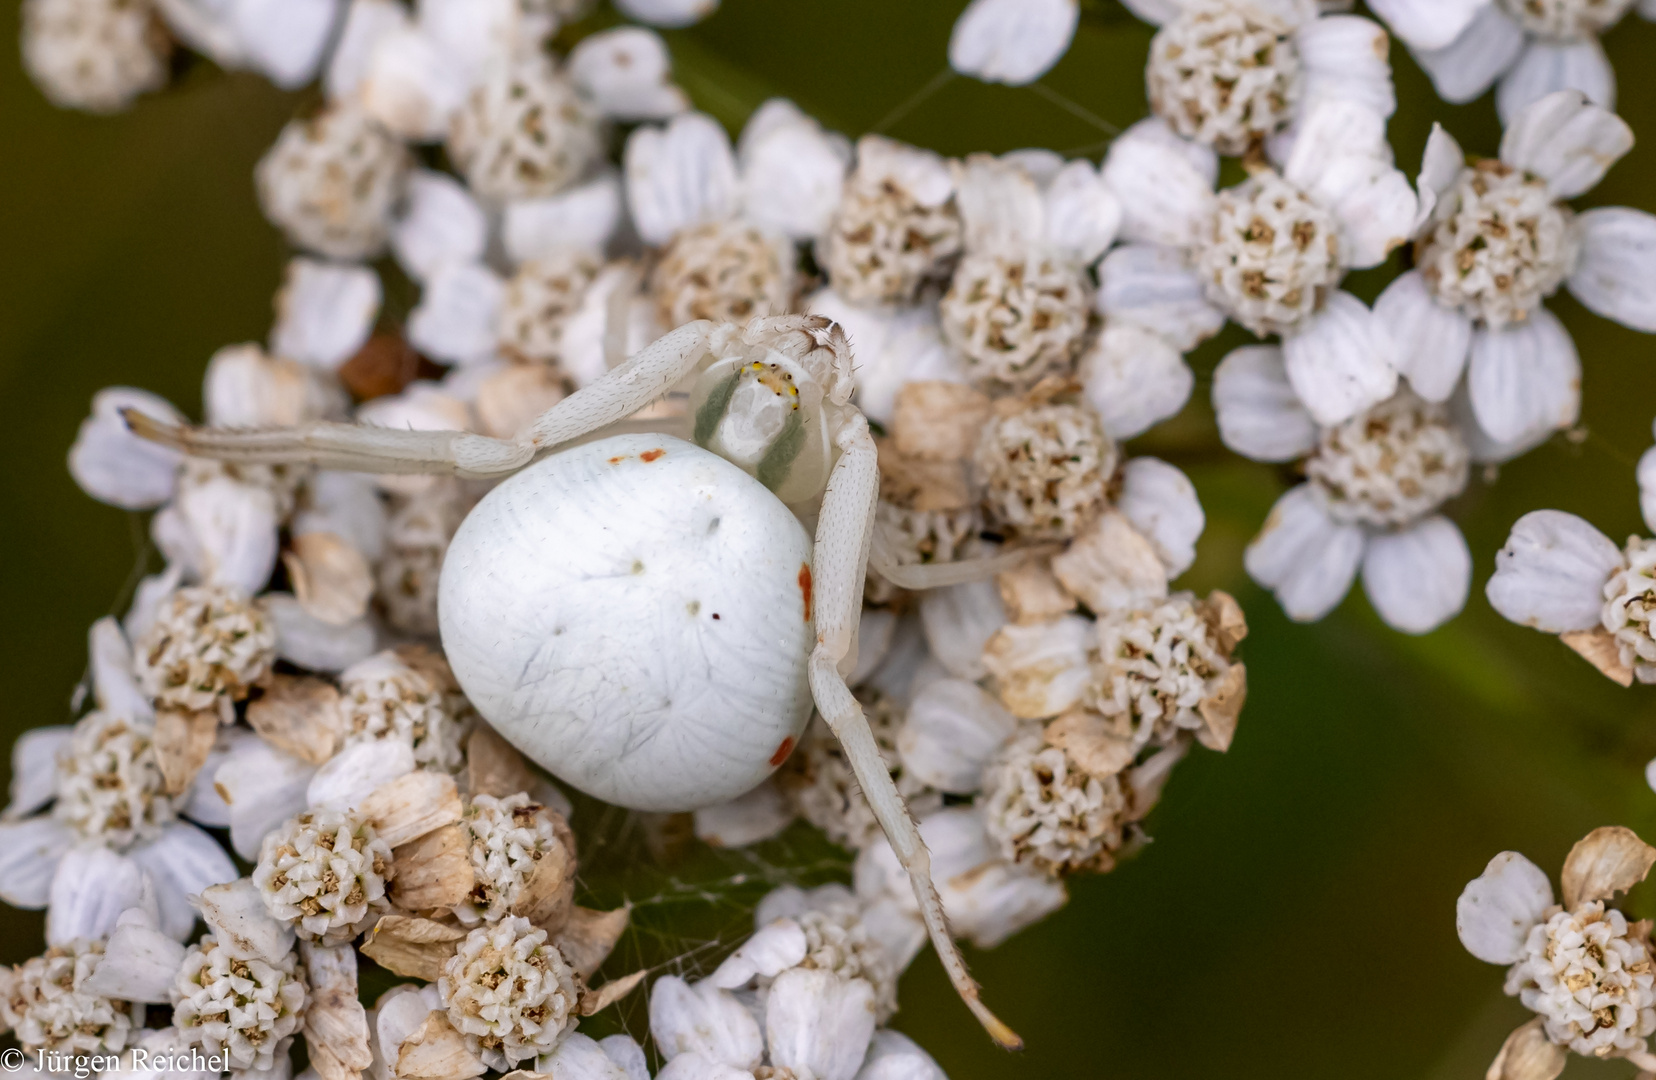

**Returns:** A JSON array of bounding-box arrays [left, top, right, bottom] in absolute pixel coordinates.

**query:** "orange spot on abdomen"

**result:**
[[798, 564, 812, 623], [607, 456, 624, 464], [770, 736, 795, 767], [641, 448, 665, 462]]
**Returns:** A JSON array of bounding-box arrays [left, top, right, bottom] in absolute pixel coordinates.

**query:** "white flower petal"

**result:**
[[569, 26, 688, 122], [1293, 15, 1396, 123], [129, 822, 239, 941], [48, 846, 149, 946], [390, 170, 487, 283], [503, 172, 625, 265], [855, 1030, 947, 1080], [5, 727, 71, 819], [1282, 101, 1413, 269], [599, 1036, 650, 1080], [195, 877, 296, 964], [204, 343, 345, 428], [624, 112, 740, 246], [0, 817, 73, 907], [1043, 159, 1121, 266], [1373, 270, 1473, 402], [919, 580, 1008, 680], [1365, 0, 1487, 50], [1094, 244, 1226, 351], [535, 1033, 633, 1080], [271, 258, 382, 370], [851, 607, 898, 687], [1412, 4, 1523, 106], [1117, 457, 1204, 577], [407, 261, 505, 366], [1119, 0, 1180, 24], [656, 1055, 750, 1080], [1282, 291, 1399, 426], [1496, 40, 1616, 129], [1457, 850, 1554, 964], [738, 99, 851, 242], [123, 562, 184, 643], [692, 781, 794, 848], [358, 24, 470, 142], [898, 678, 1017, 794], [807, 290, 965, 428], [375, 984, 438, 1071], [765, 967, 877, 1080], [230, 0, 338, 89], [1099, 120, 1219, 249], [905, 808, 1068, 948], [1487, 509, 1621, 632], [948, 0, 1078, 85], [1567, 207, 1656, 333], [89, 618, 148, 726], [1499, 89, 1632, 201], [1467, 310, 1580, 446], [1361, 517, 1471, 634], [82, 915, 186, 1002], [1245, 484, 1366, 621], [648, 975, 763, 1068], [1079, 322, 1193, 439], [176, 471, 281, 595], [1414, 124, 1467, 230], [215, 737, 317, 861], [262, 593, 379, 674], [153, 0, 245, 67], [324, 0, 405, 104], [69, 388, 184, 510], [1210, 346, 1319, 461], [709, 919, 808, 989], [613, 0, 718, 28], [293, 471, 387, 561], [307, 737, 416, 814], [1640, 445, 1656, 534]]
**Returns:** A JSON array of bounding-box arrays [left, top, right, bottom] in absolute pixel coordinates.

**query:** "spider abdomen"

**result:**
[[439, 433, 815, 811]]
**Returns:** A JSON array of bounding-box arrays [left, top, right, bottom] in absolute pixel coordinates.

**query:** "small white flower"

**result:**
[[375, 477, 470, 636], [1089, 593, 1241, 752], [1507, 901, 1656, 1056], [973, 397, 1117, 541], [568, 26, 689, 122], [440, 916, 579, 1070], [68, 388, 186, 511], [338, 650, 467, 771], [817, 136, 963, 307], [271, 258, 383, 371], [21, 0, 170, 113], [256, 104, 412, 260], [980, 722, 1130, 875], [133, 585, 277, 720], [53, 713, 174, 848], [948, 0, 1079, 86], [447, 54, 605, 204], [171, 933, 307, 1072], [1, 940, 136, 1056], [251, 807, 392, 944], [456, 793, 566, 924], [613, 0, 717, 28]]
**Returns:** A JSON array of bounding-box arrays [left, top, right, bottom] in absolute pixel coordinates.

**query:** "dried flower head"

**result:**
[[1303, 389, 1470, 529], [1, 941, 134, 1056], [53, 712, 175, 848], [499, 253, 602, 367], [1603, 536, 1656, 683], [133, 585, 276, 719], [778, 700, 941, 851], [1504, 901, 1656, 1058], [339, 651, 467, 771], [448, 57, 604, 203], [1147, 1, 1301, 155], [252, 808, 393, 944], [1417, 159, 1577, 330], [1197, 170, 1341, 337], [821, 156, 963, 305], [20, 0, 169, 114], [939, 251, 1090, 388], [458, 793, 565, 925], [172, 934, 307, 1072], [650, 220, 795, 330], [440, 916, 580, 1070], [1088, 593, 1237, 753], [975, 399, 1117, 541], [256, 105, 411, 260], [980, 722, 1129, 875]]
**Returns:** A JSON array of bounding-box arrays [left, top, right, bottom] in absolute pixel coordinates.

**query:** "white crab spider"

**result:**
[[126, 315, 1019, 1048]]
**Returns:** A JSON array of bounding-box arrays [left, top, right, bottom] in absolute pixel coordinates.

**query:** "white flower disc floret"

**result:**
[[255, 106, 411, 260], [1304, 389, 1471, 528], [252, 808, 392, 944], [499, 254, 601, 368], [134, 585, 277, 716], [974, 401, 1117, 541], [1197, 171, 1341, 337], [1495, 0, 1637, 40], [458, 793, 564, 925], [874, 501, 984, 569], [793, 907, 900, 1022], [821, 173, 964, 305], [1603, 537, 1656, 683], [448, 59, 604, 203], [940, 251, 1091, 388], [1146, 3, 1301, 155], [1, 941, 134, 1056], [778, 700, 941, 851], [440, 916, 579, 1070], [53, 712, 175, 847], [377, 481, 468, 638], [1503, 901, 1656, 1058], [650, 220, 796, 331], [1418, 161, 1577, 329], [1088, 594, 1233, 752], [339, 651, 466, 771], [981, 723, 1130, 875], [21, 0, 169, 114], [172, 935, 307, 1073]]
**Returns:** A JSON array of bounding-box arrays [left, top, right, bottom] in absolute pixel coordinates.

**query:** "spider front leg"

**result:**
[[807, 412, 1022, 1051], [125, 321, 716, 477]]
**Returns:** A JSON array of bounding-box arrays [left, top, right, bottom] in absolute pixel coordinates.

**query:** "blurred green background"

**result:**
[[6, 1, 1656, 1077]]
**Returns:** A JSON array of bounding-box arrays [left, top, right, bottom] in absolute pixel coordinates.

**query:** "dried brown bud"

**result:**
[[391, 824, 475, 912], [361, 916, 467, 981], [892, 381, 992, 461], [1051, 512, 1167, 615], [576, 970, 646, 1017], [284, 532, 374, 626], [465, 725, 538, 800], [338, 333, 437, 402], [153, 708, 219, 796], [1561, 826, 1656, 909], [996, 560, 1076, 625], [360, 771, 464, 848], [875, 438, 974, 512], [1196, 663, 1246, 753], [1199, 590, 1248, 657], [1485, 1018, 1565, 1080], [1044, 711, 1134, 778], [552, 905, 631, 980], [395, 1012, 487, 1080], [247, 675, 343, 765], [1562, 628, 1634, 687]]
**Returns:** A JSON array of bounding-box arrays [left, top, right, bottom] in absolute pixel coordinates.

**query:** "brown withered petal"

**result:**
[[1044, 711, 1135, 778], [465, 725, 538, 799], [1126, 742, 1189, 824], [1485, 1018, 1566, 1080], [475, 364, 568, 441], [300, 940, 373, 1080], [1561, 826, 1656, 908], [361, 916, 467, 981], [1196, 663, 1246, 753], [284, 532, 375, 627], [1561, 629, 1634, 688], [1200, 590, 1249, 656], [496, 1072, 548, 1080], [510, 831, 575, 930], [996, 560, 1077, 625], [394, 643, 463, 695], [153, 707, 219, 796], [1051, 511, 1168, 616], [338, 333, 435, 403], [360, 771, 463, 848], [576, 970, 646, 1017], [395, 1013, 487, 1080], [892, 381, 992, 461], [875, 438, 975, 512], [391, 824, 475, 912], [552, 905, 631, 980], [247, 674, 343, 765]]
